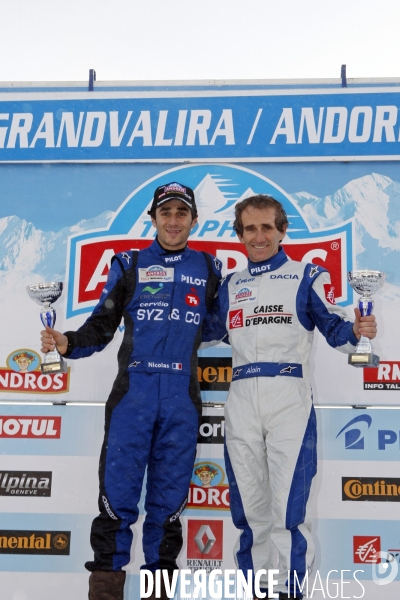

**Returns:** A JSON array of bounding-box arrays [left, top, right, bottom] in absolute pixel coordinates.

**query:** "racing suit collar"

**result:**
[[247, 246, 288, 276], [150, 238, 190, 263]]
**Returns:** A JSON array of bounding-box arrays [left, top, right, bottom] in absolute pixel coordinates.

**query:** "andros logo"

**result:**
[[146, 265, 166, 277], [235, 287, 252, 301], [67, 164, 352, 318], [336, 415, 372, 449]]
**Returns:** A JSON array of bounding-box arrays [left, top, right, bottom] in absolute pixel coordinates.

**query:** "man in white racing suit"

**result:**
[[204, 195, 377, 599]]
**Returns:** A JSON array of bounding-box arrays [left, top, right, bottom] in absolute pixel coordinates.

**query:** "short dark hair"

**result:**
[[233, 194, 288, 237]]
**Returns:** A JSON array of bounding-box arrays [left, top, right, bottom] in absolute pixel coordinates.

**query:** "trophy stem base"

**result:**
[[348, 352, 380, 368], [41, 352, 67, 374]]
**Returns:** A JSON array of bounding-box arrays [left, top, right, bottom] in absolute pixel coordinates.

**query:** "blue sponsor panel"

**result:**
[[317, 408, 400, 462], [316, 518, 400, 582], [0, 513, 90, 572], [0, 405, 104, 456], [1, 88, 400, 161]]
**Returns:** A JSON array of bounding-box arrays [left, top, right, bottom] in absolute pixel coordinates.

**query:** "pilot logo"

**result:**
[[336, 415, 372, 449]]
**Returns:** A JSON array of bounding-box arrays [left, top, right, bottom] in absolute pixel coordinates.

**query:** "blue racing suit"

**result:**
[[63, 239, 221, 572], [203, 247, 357, 597]]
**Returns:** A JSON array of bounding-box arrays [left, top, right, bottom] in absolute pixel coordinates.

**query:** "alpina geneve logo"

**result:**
[[66, 165, 353, 318]]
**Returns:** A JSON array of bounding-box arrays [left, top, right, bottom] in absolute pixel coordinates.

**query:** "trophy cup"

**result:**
[[348, 270, 385, 368], [26, 282, 67, 374]]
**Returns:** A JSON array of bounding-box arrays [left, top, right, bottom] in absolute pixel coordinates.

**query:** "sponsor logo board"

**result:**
[[229, 309, 243, 329], [187, 461, 229, 510], [197, 358, 232, 392], [336, 414, 400, 452], [342, 477, 400, 501], [0, 471, 52, 496], [364, 362, 400, 390], [186, 519, 223, 572], [197, 415, 225, 444], [0, 417, 61, 439], [0, 350, 69, 394], [353, 536, 381, 564], [0, 530, 70, 555], [67, 166, 352, 317]]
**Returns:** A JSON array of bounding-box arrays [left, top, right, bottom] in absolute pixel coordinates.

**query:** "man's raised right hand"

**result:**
[[40, 326, 68, 356]]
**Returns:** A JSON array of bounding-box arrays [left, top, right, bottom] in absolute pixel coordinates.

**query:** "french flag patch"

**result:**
[[172, 363, 182, 370]]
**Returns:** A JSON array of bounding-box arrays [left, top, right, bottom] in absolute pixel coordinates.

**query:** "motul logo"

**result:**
[[0, 417, 61, 438]]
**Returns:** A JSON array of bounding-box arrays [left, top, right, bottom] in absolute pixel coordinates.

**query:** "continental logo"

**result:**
[[0, 530, 70, 554], [197, 357, 232, 391], [342, 477, 400, 501]]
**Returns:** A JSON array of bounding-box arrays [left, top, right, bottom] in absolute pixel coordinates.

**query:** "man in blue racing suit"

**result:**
[[41, 182, 221, 600], [203, 194, 377, 600]]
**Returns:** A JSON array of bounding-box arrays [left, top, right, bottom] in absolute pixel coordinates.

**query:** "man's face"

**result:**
[[238, 205, 287, 263], [151, 199, 197, 251]]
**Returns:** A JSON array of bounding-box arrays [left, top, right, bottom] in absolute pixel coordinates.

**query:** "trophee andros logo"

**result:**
[[66, 164, 353, 318]]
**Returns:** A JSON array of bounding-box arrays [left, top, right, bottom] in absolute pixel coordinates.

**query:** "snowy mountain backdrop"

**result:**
[[1, 172, 399, 286]]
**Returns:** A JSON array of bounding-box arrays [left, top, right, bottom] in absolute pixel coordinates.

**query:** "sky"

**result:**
[[0, 0, 399, 83]]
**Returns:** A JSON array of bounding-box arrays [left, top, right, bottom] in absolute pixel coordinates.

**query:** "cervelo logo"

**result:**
[[337, 414, 400, 451], [67, 165, 352, 318], [0, 417, 61, 438]]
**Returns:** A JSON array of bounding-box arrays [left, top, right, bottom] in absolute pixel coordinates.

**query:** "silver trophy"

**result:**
[[26, 282, 67, 374], [348, 270, 385, 368]]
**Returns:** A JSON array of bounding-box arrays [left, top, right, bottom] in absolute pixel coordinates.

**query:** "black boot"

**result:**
[[88, 570, 126, 600]]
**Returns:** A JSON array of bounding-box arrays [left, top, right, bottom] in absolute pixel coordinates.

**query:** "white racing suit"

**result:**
[[204, 247, 357, 597]]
